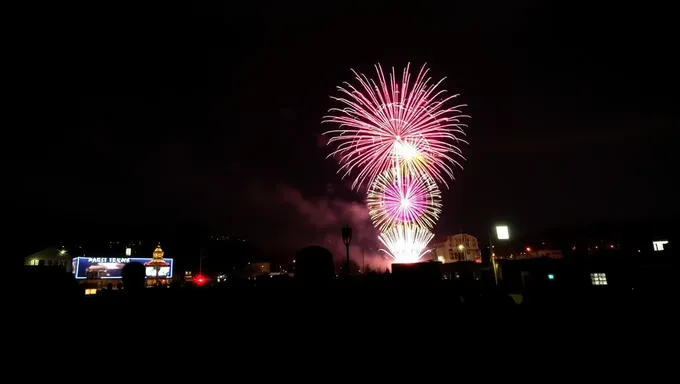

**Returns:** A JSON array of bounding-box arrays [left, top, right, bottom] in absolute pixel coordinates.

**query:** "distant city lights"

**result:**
[[590, 273, 607, 286]]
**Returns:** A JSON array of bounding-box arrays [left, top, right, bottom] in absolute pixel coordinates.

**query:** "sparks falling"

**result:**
[[378, 223, 435, 264]]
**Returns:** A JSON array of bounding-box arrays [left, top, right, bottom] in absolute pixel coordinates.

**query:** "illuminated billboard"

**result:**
[[73, 257, 174, 279]]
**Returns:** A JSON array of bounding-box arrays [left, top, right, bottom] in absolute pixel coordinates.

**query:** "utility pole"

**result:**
[[489, 230, 497, 285], [199, 248, 204, 275], [341, 225, 352, 278]]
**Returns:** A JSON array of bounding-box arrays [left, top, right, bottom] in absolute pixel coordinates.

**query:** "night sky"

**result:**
[[18, 2, 678, 256]]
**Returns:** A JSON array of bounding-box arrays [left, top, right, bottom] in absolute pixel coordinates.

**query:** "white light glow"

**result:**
[[379, 223, 434, 263], [590, 273, 607, 286], [496, 225, 509, 240], [653, 240, 668, 251]]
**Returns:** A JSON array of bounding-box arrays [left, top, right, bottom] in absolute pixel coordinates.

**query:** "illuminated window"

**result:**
[[85, 288, 97, 295], [590, 273, 607, 286], [653, 240, 668, 251], [30, 259, 39, 265]]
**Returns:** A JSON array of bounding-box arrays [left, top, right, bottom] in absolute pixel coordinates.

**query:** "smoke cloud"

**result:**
[[243, 181, 390, 271], [140, 143, 392, 271]]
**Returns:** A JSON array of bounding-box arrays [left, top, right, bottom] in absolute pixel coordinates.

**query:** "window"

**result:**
[[30, 259, 39, 265], [85, 288, 97, 295], [653, 240, 668, 251], [590, 273, 607, 286]]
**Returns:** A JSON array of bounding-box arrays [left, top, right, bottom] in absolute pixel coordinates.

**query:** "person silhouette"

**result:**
[[121, 262, 146, 293]]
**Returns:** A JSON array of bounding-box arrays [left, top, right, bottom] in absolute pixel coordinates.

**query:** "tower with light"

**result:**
[[144, 243, 170, 285]]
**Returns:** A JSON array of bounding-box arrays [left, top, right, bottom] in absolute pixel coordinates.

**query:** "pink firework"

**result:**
[[322, 63, 470, 191], [367, 168, 442, 231]]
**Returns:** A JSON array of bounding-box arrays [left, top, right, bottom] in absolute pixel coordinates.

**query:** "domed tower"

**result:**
[[152, 244, 165, 260], [144, 243, 170, 285]]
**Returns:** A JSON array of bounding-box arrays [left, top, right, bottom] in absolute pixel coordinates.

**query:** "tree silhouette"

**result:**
[[295, 246, 334, 284]]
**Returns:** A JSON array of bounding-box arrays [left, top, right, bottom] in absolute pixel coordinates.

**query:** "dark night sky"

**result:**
[[17, 2, 678, 256]]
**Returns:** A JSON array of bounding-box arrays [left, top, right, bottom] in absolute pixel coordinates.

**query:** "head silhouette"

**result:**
[[121, 262, 146, 292], [295, 246, 334, 285]]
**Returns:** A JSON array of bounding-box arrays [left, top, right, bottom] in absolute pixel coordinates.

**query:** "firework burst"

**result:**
[[322, 63, 469, 191], [378, 223, 434, 264], [322, 63, 470, 265], [367, 167, 442, 232]]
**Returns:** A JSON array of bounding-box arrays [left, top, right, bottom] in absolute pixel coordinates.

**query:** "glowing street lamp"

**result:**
[[341, 225, 352, 277], [456, 244, 465, 262], [491, 224, 510, 285], [495, 225, 510, 240]]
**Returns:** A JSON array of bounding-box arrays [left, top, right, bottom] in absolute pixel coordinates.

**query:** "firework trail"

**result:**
[[323, 63, 469, 264], [322, 63, 469, 191]]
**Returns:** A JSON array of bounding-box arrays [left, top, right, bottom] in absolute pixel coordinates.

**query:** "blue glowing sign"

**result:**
[[73, 257, 174, 279]]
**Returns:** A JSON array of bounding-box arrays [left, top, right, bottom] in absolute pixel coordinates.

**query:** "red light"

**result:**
[[194, 274, 207, 286]]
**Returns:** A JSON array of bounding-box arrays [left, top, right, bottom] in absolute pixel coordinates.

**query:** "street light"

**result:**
[[199, 248, 206, 275], [341, 225, 352, 277], [491, 224, 510, 285], [496, 225, 510, 240], [457, 244, 465, 261]]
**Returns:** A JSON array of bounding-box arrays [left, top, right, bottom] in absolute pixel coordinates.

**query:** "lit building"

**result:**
[[247, 262, 270, 277], [433, 234, 482, 263], [73, 244, 174, 290], [24, 246, 72, 272], [590, 273, 608, 286], [653, 240, 669, 251], [144, 244, 171, 286], [514, 248, 563, 260]]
